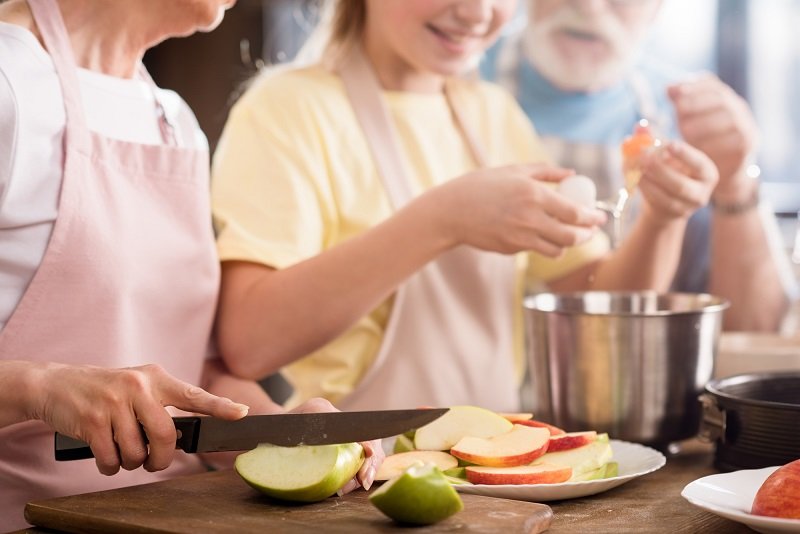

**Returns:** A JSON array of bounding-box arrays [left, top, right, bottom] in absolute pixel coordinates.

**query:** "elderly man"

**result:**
[[484, 0, 797, 331]]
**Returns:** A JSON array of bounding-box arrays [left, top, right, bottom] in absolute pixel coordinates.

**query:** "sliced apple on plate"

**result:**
[[497, 412, 534, 423], [515, 419, 566, 436], [547, 431, 598, 453], [569, 461, 619, 482], [533, 440, 613, 478], [414, 405, 512, 451], [376, 450, 458, 481], [392, 434, 416, 454], [465, 464, 572, 485], [450, 424, 550, 467]]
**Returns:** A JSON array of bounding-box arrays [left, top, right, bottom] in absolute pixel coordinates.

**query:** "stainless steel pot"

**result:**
[[524, 291, 728, 447]]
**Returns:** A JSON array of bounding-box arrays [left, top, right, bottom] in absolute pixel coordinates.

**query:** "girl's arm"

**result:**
[[216, 165, 604, 380]]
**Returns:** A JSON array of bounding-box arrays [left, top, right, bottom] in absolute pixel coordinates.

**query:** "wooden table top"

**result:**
[[11, 440, 752, 534]]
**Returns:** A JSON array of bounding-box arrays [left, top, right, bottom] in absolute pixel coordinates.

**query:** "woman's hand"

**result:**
[[429, 164, 606, 257], [29, 362, 249, 476], [638, 141, 718, 223], [288, 398, 384, 494]]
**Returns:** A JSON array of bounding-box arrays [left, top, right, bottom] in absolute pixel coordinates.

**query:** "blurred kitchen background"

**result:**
[[145, 0, 800, 211], [145, 0, 800, 296], [142, 0, 800, 398]]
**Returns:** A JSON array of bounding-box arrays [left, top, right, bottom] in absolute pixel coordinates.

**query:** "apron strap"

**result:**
[[337, 48, 416, 210], [337, 46, 487, 210], [136, 64, 179, 147], [445, 79, 487, 168], [27, 0, 91, 150]]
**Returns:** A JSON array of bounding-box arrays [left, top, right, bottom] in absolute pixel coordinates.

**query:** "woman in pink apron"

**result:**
[[0, 0, 378, 529], [212, 0, 718, 413]]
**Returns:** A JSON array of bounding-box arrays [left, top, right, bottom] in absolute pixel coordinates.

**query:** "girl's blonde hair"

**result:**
[[295, 0, 367, 68]]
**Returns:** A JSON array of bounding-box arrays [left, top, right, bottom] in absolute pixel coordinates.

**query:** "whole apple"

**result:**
[[751, 458, 800, 519]]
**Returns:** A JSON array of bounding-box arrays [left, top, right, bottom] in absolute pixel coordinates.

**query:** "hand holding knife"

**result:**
[[55, 408, 448, 461]]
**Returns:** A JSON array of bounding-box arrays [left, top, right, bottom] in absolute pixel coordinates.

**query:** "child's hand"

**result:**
[[429, 163, 606, 257]]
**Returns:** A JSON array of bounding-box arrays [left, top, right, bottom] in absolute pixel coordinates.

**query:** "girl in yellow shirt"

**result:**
[[211, 0, 718, 412]]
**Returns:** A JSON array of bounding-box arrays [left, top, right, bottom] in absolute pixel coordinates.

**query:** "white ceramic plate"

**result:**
[[455, 440, 665, 502], [682, 467, 800, 533]]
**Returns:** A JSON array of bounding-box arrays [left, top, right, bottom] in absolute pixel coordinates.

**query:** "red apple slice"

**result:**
[[497, 412, 534, 423], [516, 419, 566, 436], [547, 431, 598, 453], [465, 464, 572, 485], [375, 450, 458, 481], [450, 424, 550, 467]]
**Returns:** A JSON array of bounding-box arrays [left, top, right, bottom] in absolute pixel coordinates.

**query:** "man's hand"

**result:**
[[668, 74, 758, 199]]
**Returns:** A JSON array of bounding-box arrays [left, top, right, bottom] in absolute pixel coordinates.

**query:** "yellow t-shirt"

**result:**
[[212, 65, 607, 407]]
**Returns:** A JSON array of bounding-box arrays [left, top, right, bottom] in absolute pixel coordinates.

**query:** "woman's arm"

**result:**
[[0, 359, 248, 474]]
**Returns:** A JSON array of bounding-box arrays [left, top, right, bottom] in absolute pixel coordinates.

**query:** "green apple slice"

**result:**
[[569, 463, 608, 482], [376, 450, 458, 481], [443, 466, 467, 479], [370, 463, 463, 525], [392, 434, 416, 454], [532, 440, 613, 477], [235, 442, 364, 502], [604, 461, 619, 478]]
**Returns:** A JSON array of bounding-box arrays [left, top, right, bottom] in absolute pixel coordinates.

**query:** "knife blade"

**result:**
[[54, 408, 448, 461]]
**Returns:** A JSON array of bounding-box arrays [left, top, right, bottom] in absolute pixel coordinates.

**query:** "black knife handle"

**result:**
[[54, 416, 201, 461]]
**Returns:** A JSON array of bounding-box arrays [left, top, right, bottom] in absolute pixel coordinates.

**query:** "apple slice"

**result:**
[[569, 461, 618, 482], [393, 434, 416, 454], [516, 419, 566, 436], [533, 440, 613, 477], [465, 464, 572, 485], [414, 405, 512, 451], [497, 412, 534, 423], [235, 443, 364, 502], [450, 424, 550, 467], [547, 431, 598, 453], [376, 451, 458, 481]]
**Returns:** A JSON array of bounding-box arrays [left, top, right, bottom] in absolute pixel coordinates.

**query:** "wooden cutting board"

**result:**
[[25, 469, 552, 533]]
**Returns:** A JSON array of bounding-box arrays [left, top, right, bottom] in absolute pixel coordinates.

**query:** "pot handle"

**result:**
[[698, 393, 726, 443]]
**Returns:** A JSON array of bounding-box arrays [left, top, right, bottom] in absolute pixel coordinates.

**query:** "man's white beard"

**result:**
[[524, 6, 646, 92]]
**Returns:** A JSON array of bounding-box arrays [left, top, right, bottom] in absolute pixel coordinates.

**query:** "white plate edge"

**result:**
[[455, 439, 666, 491]]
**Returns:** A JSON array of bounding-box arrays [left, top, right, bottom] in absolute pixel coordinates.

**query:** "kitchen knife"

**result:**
[[54, 408, 448, 461]]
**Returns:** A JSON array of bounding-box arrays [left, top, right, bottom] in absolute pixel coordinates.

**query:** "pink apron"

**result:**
[[0, 0, 218, 529], [336, 49, 520, 413]]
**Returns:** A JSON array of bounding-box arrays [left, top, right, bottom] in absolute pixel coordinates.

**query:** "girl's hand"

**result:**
[[431, 164, 606, 257], [638, 141, 719, 222], [31, 363, 249, 476]]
